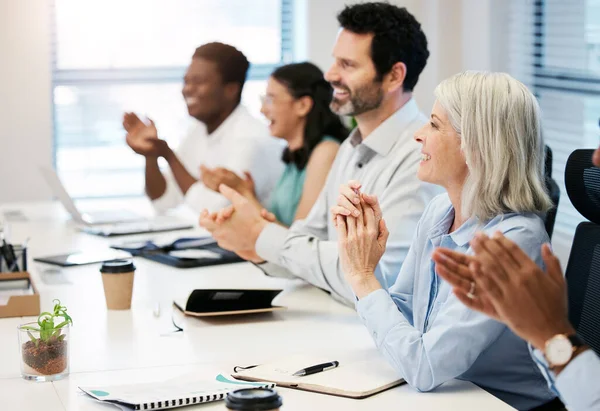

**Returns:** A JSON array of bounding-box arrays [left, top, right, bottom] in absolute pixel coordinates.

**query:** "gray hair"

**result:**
[[434, 71, 552, 220]]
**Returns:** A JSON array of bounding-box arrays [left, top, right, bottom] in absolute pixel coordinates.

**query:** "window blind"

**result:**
[[507, 0, 600, 263], [50, 0, 294, 198]]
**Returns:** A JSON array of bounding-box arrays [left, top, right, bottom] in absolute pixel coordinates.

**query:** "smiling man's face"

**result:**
[[324, 29, 384, 116]]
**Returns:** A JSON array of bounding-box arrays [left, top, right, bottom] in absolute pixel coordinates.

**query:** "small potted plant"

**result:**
[[17, 299, 73, 381]]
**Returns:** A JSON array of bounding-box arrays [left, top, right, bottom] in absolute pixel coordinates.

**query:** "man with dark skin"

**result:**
[[124, 42, 282, 213]]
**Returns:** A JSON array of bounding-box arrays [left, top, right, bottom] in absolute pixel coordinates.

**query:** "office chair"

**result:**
[[544, 145, 560, 239], [564, 149, 600, 355]]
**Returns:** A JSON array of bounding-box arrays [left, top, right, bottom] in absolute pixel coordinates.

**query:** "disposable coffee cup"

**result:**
[[100, 259, 136, 310], [225, 388, 282, 411]]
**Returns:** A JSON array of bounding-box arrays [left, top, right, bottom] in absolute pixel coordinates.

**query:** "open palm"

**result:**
[[123, 112, 160, 156]]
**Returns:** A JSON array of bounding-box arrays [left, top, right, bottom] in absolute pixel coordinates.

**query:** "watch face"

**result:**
[[546, 335, 573, 366]]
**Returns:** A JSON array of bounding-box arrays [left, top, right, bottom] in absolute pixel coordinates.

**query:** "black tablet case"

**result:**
[[112, 238, 244, 268]]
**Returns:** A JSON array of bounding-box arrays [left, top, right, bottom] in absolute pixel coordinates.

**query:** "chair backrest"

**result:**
[[564, 149, 600, 355], [544, 145, 560, 239]]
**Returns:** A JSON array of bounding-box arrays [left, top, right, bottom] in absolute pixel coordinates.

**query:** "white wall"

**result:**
[[0, 0, 53, 203], [0, 0, 504, 204], [298, 0, 501, 112]]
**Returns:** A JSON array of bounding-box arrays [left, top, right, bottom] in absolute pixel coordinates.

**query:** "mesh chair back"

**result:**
[[564, 149, 600, 355]]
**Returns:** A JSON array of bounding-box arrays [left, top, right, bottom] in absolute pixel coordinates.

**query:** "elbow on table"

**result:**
[[406, 376, 442, 393], [379, 344, 441, 392], [392, 364, 440, 393]]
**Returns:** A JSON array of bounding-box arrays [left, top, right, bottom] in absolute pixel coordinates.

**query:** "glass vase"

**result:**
[[17, 322, 70, 381]]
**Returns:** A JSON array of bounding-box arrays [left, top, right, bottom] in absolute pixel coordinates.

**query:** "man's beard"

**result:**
[[329, 81, 384, 116]]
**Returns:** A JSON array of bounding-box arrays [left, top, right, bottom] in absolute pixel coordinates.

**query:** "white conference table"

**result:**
[[0, 200, 515, 410]]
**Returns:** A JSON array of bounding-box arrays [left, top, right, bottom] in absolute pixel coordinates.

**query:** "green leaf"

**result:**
[[34, 299, 73, 342], [27, 331, 38, 344], [21, 325, 40, 332], [49, 329, 64, 343], [63, 312, 73, 326], [54, 320, 70, 330], [37, 312, 52, 327]]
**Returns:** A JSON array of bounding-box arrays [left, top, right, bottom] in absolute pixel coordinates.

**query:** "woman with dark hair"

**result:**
[[200, 62, 348, 226]]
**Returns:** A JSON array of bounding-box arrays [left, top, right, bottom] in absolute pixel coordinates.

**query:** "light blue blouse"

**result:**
[[356, 193, 557, 410]]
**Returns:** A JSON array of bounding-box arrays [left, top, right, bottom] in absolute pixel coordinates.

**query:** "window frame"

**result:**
[[532, 0, 600, 94], [49, 0, 294, 199], [529, 0, 600, 263]]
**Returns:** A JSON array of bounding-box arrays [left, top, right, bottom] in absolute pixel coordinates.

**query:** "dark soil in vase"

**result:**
[[21, 339, 67, 375]]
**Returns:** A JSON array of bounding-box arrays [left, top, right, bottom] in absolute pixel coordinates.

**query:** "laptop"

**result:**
[[39, 167, 194, 236]]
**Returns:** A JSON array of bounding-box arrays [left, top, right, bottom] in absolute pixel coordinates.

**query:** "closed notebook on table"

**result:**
[[174, 289, 286, 317], [232, 350, 405, 399]]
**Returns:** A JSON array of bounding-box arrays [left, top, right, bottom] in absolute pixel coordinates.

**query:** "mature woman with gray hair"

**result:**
[[330, 71, 561, 410]]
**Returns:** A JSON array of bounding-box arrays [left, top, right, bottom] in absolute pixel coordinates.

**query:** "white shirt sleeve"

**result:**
[[151, 113, 283, 214], [556, 349, 600, 410], [532, 346, 600, 411]]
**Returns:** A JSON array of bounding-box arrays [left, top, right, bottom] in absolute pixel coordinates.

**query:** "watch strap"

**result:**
[[567, 333, 585, 349]]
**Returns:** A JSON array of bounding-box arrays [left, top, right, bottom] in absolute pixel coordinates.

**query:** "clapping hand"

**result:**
[[434, 232, 574, 350], [432, 247, 498, 318], [199, 166, 256, 198], [198, 185, 270, 263], [123, 112, 166, 157]]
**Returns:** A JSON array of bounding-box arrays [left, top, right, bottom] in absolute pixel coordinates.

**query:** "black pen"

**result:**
[[1, 239, 18, 272], [292, 361, 339, 377]]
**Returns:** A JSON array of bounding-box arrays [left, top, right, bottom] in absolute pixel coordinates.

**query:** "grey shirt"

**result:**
[[255, 99, 441, 305]]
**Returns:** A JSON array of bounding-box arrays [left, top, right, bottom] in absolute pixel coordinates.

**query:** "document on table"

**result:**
[[80, 373, 274, 410]]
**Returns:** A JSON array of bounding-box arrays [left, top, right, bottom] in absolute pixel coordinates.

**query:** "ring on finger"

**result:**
[[467, 281, 477, 300]]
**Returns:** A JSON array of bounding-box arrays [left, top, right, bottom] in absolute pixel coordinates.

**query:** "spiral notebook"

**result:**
[[80, 373, 274, 410]]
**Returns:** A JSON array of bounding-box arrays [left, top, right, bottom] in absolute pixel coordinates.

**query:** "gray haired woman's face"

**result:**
[[413, 100, 468, 191]]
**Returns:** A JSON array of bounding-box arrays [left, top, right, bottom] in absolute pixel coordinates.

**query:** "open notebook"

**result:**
[[80, 373, 274, 410], [233, 350, 405, 399]]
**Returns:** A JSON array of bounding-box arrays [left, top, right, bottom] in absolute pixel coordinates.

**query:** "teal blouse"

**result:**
[[269, 137, 338, 226]]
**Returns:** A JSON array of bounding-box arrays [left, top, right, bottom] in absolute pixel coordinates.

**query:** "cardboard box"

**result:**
[[0, 272, 40, 318]]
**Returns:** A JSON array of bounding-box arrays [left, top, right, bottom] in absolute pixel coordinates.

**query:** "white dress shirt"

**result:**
[[152, 105, 284, 213], [254, 99, 441, 305]]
